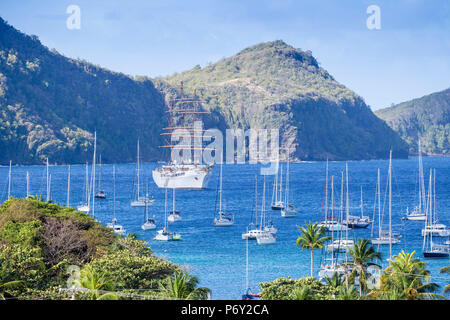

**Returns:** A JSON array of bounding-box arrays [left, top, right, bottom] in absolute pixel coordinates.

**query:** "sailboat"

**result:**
[[154, 188, 182, 241], [242, 175, 274, 240], [77, 162, 90, 213], [95, 155, 107, 199], [167, 188, 182, 222], [404, 139, 427, 221], [131, 139, 154, 207], [141, 181, 157, 230], [344, 186, 372, 229], [107, 165, 126, 235], [280, 152, 298, 218], [319, 176, 348, 279], [256, 176, 276, 245], [421, 169, 450, 237], [371, 151, 401, 247], [326, 170, 354, 253], [271, 163, 284, 210], [423, 169, 449, 258], [318, 160, 349, 232], [213, 163, 234, 227]]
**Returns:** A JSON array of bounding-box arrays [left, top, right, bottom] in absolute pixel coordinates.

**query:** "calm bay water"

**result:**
[[1, 157, 449, 299]]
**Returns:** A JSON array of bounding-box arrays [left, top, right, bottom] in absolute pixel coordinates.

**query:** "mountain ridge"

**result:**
[[375, 87, 450, 155], [0, 18, 408, 164]]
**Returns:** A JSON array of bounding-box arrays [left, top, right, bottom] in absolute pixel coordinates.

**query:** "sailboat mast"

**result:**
[[145, 181, 149, 221], [246, 234, 249, 290], [360, 186, 364, 218], [418, 140, 422, 212], [137, 139, 140, 200], [279, 164, 283, 202], [285, 154, 289, 206], [433, 169, 436, 224], [388, 150, 392, 260], [26, 171, 30, 198], [330, 175, 335, 264], [325, 159, 329, 220], [345, 163, 349, 244], [378, 168, 381, 238], [67, 165, 71, 206], [92, 131, 97, 219], [165, 188, 169, 231], [260, 175, 266, 229], [8, 160, 11, 199], [113, 165, 116, 221], [254, 175, 258, 227], [219, 163, 223, 213], [46, 158, 49, 202], [173, 188, 176, 214]]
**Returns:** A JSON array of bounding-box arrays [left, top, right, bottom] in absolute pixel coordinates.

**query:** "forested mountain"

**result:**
[[0, 17, 407, 164], [156, 41, 408, 161], [0, 17, 166, 164], [376, 88, 450, 155]]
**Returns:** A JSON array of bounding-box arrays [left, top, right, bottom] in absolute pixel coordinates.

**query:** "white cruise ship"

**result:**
[[152, 163, 213, 189], [152, 82, 214, 189]]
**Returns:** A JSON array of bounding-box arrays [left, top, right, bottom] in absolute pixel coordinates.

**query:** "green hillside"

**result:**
[[0, 17, 408, 164], [0, 17, 167, 165], [376, 88, 450, 155], [156, 41, 408, 160]]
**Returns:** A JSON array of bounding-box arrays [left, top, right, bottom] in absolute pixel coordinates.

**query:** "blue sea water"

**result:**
[[1, 157, 449, 299]]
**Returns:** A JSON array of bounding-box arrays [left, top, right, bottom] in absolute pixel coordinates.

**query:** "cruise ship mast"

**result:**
[[160, 81, 213, 164]]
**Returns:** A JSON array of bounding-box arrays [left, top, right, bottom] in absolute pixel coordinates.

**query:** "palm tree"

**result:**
[[368, 251, 442, 300], [0, 280, 24, 300], [296, 222, 331, 277], [337, 285, 359, 300], [74, 266, 119, 300], [159, 272, 210, 300], [325, 272, 344, 289], [345, 238, 381, 296], [439, 266, 450, 294]]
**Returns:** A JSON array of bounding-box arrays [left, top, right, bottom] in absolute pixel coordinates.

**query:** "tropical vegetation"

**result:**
[[0, 197, 208, 300]]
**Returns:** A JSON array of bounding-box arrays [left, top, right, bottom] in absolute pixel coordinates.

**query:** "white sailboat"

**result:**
[[213, 163, 234, 227], [77, 162, 90, 213], [318, 160, 349, 232], [319, 175, 349, 279], [404, 139, 427, 221], [326, 169, 354, 253], [141, 180, 156, 230], [167, 188, 182, 222], [423, 169, 449, 258], [154, 188, 181, 241], [280, 152, 298, 218], [344, 186, 372, 229], [107, 165, 126, 235], [242, 175, 269, 240], [256, 176, 276, 245], [131, 139, 154, 207], [371, 151, 401, 248], [421, 170, 449, 237]]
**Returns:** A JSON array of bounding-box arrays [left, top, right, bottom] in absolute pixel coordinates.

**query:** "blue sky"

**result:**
[[0, 0, 449, 110]]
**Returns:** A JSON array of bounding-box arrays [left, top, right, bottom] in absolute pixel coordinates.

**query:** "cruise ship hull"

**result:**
[[152, 164, 213, 189]]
